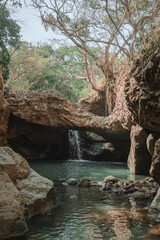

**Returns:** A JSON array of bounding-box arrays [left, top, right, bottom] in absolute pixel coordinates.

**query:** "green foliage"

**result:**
[[8, 43, 95, 102], [0, 1, 21, 80]]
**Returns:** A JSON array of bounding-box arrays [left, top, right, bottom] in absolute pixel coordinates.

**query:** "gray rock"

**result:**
[[78, 177, 90, 187], [150, 188, 160, 212], [66, 178, 78, 185], [103, 175, 119, 184], [130, 191, 150, 199]]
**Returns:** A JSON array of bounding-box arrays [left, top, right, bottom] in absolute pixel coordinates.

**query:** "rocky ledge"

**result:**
[[5, 90, 131, 141], [0, 147, 59, 240]]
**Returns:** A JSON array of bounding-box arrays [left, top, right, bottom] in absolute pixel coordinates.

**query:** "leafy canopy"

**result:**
[[0, 0, 21, 80], [8, 42, 93, 102]]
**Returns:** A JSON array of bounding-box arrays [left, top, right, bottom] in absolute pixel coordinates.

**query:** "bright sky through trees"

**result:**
[[10, 1, 53, 43]]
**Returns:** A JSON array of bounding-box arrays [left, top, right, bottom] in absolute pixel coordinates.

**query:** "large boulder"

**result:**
[[16, 170, 58, 219], [0, 147, 59, 239], [0, 166, 28, 240], [0, 146, 30, 182], [150, 139, 160, 185], [127, 125, 151, 175]]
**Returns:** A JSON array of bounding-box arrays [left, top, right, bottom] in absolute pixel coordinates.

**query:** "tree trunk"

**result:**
[[0, 65, 4, 109], [105, 85, 115, 116]]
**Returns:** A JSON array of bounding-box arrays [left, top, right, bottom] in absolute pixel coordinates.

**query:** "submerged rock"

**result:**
[[129, 191, 150, 199], [147, 223, 160, 237], [0, 147, 59, 239], [151, 186, 160, 211], [103, 175, 119, 184], [66, 178, 78, 185], [100, 177, 158, 199], [78, 177, 90, 187]]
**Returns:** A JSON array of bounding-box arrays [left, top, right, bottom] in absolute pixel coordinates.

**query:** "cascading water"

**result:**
[[69, 130, 83, 159]]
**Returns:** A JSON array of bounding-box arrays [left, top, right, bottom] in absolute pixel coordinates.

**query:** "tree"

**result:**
[[31, 0, 160, 92], [0, 0, 21, 81], [8, 42, 94, 102], [8, 42, 49, 91]]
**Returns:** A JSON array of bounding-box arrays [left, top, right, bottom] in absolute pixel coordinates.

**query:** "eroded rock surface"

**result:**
[[0, 100, 10, 144], [147, 133, 160, 156], [125, 37, 160, 133], [150, 188, 160, 220], [0, 166, 28, 240], [79, 91, 105, 116], [80, 131, 130, 162], [5, 90, 131, 142], [150, 139, 160, 185], [0, 147, 58, 239], [7, 116, 69, 160], [127, 125, 151, 175]]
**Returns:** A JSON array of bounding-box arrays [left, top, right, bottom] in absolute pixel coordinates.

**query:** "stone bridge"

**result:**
[[5, 90, 131, 141]]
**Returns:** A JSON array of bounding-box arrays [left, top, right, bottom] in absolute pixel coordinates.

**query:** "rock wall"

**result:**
[[79, 91, 105, 116], [123, 38, 160, 175], [125, 37, 160, 133], [0, 147, 59, 240], [80, 131, 130, 162], [7, 115, 69, 160]]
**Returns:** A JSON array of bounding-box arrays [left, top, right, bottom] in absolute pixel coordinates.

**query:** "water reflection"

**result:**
[[28, 160, 157, 240]]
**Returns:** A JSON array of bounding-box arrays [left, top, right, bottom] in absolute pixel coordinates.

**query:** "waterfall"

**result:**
[[69, 130, 83, 160]]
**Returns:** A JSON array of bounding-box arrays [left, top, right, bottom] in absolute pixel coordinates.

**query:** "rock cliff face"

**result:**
[[0, 147, 58, 240], [124, 38, 160, 176], [125, 38, 160, 133]]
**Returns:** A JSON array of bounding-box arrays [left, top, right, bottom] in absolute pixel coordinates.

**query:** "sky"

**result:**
[[11, 3, 55, 44]]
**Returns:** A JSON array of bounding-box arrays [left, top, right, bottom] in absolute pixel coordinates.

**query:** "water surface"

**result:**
[[28, 160, 158, 240]]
